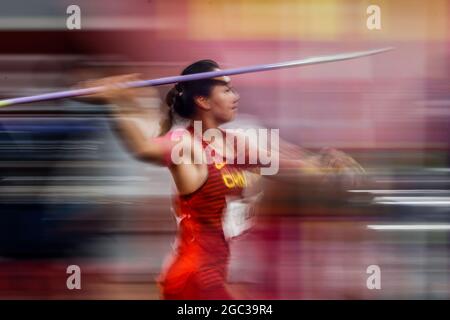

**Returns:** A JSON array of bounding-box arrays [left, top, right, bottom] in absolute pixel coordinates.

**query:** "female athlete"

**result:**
[[79, 59, 365, 300]]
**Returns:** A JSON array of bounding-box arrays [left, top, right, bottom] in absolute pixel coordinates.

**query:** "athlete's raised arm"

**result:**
[[75, 74, 186, 166]]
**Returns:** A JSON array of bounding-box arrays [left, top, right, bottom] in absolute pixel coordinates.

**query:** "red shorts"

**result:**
[[158, 227, 232, 300]]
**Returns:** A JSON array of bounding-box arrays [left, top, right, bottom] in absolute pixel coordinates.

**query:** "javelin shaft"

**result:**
[[0, 47, 392, 108]]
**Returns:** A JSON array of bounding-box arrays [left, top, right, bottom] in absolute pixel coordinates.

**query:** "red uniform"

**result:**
[[158, 126, 248, 300]]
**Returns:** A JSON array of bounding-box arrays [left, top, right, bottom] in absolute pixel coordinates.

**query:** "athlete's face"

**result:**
[[206, 73, 240, 124]]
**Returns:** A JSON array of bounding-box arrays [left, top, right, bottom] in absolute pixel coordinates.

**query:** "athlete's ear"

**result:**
[[194, 96, 211, 111]]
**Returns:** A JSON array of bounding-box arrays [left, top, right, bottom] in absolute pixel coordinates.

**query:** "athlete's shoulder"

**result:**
[[156, 126, 205, 167]]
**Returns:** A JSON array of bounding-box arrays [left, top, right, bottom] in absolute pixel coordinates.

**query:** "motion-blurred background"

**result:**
[[0, 0, 449, 299]]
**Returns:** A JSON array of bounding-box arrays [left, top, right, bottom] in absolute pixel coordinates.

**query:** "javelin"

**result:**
[[0, 47, 393, 108]]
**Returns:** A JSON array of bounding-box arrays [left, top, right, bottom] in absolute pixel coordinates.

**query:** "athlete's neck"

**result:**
[[190, 116, 221, 133]]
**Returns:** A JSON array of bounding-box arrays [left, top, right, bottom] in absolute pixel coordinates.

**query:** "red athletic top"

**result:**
[[174, 127, 246, 229], [159, 125, 251, 298]]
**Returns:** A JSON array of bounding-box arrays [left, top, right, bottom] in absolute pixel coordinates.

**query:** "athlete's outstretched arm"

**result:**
[[241, 133, 366, 187], [278, 141, 366, 188]]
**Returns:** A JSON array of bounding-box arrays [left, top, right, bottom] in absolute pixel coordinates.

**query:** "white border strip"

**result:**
[[367, 224, 450, 231]]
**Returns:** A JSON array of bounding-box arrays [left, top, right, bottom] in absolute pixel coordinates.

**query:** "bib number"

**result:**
[[222, 193, 262, 240]]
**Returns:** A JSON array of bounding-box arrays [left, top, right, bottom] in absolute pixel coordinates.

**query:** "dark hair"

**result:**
[[165, 59, 221, 120]]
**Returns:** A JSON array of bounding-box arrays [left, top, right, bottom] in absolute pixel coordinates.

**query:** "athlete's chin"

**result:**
[[228, 113, 237, 122], [219, 113, 237, 124]]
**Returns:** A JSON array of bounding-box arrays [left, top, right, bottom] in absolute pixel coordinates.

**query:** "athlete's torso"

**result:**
[[173, 126, 248, 242]]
